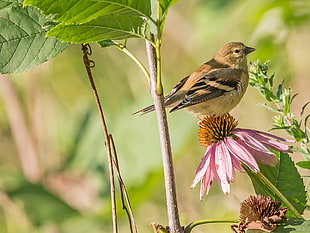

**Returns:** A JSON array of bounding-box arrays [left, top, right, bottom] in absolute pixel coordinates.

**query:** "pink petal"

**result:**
[[241, 144, 278, 166], [251, 133, 290, 152], [231, 156, 245, 173], [191, 146, 213, 188], [234, 129, 274, 155], [200, 167, 214, 198], [252, 129, 295, 143], [225, 137, 260, 173], [236, 129, 291, 152], [214, 141, 232, 194], [217, 141, 234, 182]]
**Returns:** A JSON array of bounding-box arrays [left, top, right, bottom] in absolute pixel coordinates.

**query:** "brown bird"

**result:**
[[135, 42, 255, 118]]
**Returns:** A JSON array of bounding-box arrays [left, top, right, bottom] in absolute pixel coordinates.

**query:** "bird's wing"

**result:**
[[133, 75, 189, 115], [164, 75, 189, 101], [170, 68, 243, 112]]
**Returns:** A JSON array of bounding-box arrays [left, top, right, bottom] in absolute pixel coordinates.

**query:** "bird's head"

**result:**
[[214, 42, 255, 68]]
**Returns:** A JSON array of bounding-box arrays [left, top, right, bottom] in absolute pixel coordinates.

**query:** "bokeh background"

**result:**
[[0, 0, 309, 232]]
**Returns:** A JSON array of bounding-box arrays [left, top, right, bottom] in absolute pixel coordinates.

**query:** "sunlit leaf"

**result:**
[[24, 0, 151, 23], [296, 161, 310, 170], [159, 0, 179, 17], [157, 0, 180, 32], [47, 14, 150, 43], [93, 0, 151, 18], [0, 3, 68, 74]]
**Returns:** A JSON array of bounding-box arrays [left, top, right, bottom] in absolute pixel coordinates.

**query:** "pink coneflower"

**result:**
[[191, 114, 293, 199]]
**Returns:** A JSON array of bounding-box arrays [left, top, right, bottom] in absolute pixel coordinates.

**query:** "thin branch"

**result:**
[[81, 44, 118, 233], [110, 134, 138, 233], [114, 43, 150, 81], [145, 35, 183, 233]]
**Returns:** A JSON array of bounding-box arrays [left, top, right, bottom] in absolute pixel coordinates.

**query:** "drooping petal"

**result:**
[[191, 146, 213, 188], [234, 129, 279, 166], [241, 144, 279, 166], [251, 129, 295, 143], [250, 133, 290, 152], [238, 129, 293, 152], [214, 141, 232, 193], [225, 137, 260, 173], [218, 141, 234, 182], [260, 140, 290, 152], [200, 166, 214, 198], [234, 129, 275, 155], [231, 155, 245, 173]]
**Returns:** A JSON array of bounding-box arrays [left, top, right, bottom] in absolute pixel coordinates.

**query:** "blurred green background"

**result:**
[[0, 0, 309, 232]]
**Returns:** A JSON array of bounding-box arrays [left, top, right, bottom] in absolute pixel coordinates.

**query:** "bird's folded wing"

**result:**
[[164, 75, 189, 100], [170, 69, 243, 111]]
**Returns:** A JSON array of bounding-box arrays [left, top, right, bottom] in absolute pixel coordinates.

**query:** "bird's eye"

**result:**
[[233, 49, 241, 54]]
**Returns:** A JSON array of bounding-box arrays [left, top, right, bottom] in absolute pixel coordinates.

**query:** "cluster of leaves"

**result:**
[[0, 0, 178, 74], [247, 60, 309, 219], [249, 60, 310, 168]]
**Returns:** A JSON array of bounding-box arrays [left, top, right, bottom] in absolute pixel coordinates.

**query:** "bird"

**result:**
[[135, 42, 255, 119]]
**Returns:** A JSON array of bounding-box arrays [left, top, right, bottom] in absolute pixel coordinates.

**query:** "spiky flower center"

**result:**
[[198, 114, 238, 146]]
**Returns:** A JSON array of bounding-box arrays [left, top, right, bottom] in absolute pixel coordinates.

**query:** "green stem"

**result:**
[[115, 43, 150, 81], [155, 0, 163, 95], [257, 172, 303, 218], [155, 39, 163, 95], [184, 219, 238, 233]]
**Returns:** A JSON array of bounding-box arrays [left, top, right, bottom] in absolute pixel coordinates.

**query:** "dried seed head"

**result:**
[[232, 195, 288, 233]]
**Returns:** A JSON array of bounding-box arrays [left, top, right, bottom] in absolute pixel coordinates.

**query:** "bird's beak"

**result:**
[[245, 46, 256, 54]]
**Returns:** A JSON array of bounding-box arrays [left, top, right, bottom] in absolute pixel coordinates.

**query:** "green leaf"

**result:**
[[257, 103, 279, 113], [25, 0, 152, 43], [276, 82, 283, 100], [247, 152, 306, 217], [157, 0, 180, 32], [0, 4, 68, 74], [290, 145, 310, 155], [274, 219, 310, 233], [7, 180, 79, 225], [0, 1, 14, 10], [300, 102, 310, 118], [94, 0, 151, 18], [47, 14, 150, 43], [159, 0, 179, 18], [98, 40, 117, 48], [24, 0, 152, 23], [296, 161, 310, 169]]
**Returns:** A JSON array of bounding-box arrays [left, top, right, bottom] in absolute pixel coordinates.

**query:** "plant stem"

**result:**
[[114, 43, 150, 81], [81, 44, 118, 233], [257, 172, 303, 218], [110, 135, 138, 233], [184, 219, 238, 233], [145, 35, 183, 233]]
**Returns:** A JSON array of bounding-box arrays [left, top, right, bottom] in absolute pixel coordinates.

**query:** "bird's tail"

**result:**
[[133, 104, 156, 116]]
